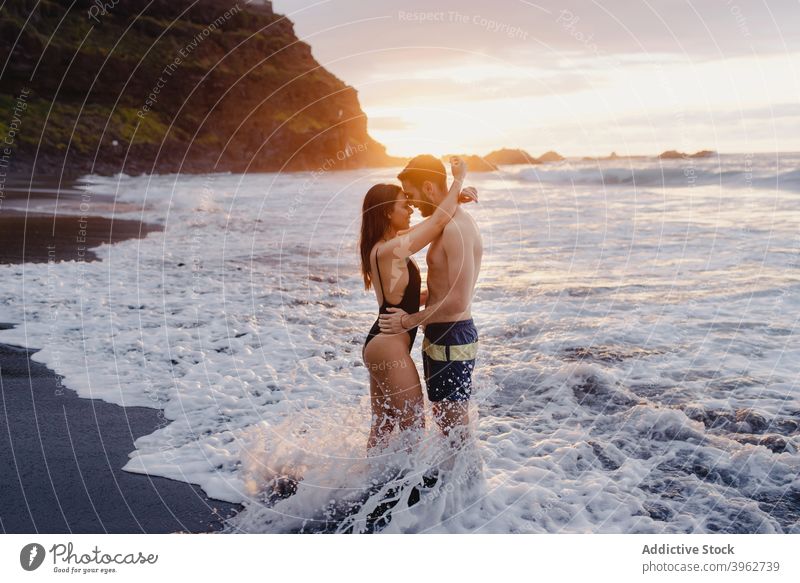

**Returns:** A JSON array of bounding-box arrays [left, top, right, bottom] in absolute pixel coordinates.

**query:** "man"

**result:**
[[379, 154, 483, 444]]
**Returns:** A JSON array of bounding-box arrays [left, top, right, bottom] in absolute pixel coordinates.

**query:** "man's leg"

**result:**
[[423, 322, 477, 474], [432, 400, 469, 439], [423, 345, 474, 442], [430, 400, 469, 472]]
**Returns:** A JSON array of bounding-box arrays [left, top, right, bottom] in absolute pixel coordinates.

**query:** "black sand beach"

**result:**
[[0, 177, 162, 263], [0, 180, 244, 533], [0, 211, 161, 264]]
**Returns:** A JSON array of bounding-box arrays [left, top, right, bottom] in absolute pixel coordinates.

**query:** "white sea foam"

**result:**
[[0, 153, 798, 532]]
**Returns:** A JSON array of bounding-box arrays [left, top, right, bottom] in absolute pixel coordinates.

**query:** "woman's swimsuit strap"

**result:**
[[373, 247, 388, 306]]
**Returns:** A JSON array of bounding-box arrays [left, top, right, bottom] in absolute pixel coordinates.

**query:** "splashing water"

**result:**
[[222, 398, 488, 533]]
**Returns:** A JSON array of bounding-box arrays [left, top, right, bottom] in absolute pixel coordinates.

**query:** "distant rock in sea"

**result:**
[[441, 154, 498, 172], [536, 150, 565, 163], [688, 150, 717, 158], [658, 149, 717, 160], [485, 148, 539, 165], [483, 148, 564, 165]]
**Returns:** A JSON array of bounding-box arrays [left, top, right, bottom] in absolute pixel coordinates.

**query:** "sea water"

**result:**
[[1, 153, 798, 533]]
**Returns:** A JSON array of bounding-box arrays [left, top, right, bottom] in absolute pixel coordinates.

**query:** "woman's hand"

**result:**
[[378, 307, 410, 333], [458, 186, 478, 204], [450, 156, 467, 181]]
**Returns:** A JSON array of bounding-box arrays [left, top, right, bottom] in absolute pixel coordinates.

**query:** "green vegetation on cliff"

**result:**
[[0, 0, 394, 175]]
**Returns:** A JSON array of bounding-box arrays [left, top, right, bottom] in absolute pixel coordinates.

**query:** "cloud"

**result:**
[[356, 68, 596, 107], [548, 103, 800, 132], [275, 0, 800, 69], [272, 0, 800, 155]]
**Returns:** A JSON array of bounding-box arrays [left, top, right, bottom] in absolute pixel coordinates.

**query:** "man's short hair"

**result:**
[[397, 154, 447, 192]]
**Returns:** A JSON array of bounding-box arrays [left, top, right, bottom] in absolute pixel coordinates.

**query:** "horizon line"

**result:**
[[381, 147, 800, 160]]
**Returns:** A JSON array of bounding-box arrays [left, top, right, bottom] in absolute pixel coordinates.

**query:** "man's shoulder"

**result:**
[[443, 210, 479, 237]]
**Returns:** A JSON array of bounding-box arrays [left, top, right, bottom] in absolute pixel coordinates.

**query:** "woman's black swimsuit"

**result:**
[[364, 252, 421, 352]]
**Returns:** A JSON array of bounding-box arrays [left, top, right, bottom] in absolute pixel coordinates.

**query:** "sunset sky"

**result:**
[[269, 0, 800, 158]]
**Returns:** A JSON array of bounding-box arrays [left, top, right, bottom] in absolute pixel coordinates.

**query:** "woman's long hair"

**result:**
[[359, 183, 402, 290]]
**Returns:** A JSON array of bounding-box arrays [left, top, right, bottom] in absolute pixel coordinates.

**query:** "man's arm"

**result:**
[[379, 221, 473, 331]]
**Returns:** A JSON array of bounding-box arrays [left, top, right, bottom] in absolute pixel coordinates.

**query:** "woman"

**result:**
[[359, 157, 476, 455]]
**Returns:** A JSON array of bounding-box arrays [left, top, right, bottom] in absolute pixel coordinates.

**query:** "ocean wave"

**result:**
[[517, 163, 800, 191]]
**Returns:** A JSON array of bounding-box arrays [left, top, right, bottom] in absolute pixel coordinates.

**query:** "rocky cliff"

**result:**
[[0, 0, 397, 176]]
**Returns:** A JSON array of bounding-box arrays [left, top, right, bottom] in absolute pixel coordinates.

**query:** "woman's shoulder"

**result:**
[[372, 241, 396, 269], [371, 240, 387, 257], [374, 240, 397, 261]]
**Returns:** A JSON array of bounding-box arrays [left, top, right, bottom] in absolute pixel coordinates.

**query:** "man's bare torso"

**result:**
[[425, 207, 482, 323]]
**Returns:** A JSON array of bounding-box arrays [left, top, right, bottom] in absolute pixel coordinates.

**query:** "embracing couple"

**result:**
[[359, 155, 483, 457]]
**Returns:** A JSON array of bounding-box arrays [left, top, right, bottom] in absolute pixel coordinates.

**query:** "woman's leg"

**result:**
[[385, 352, 425, 436], [366, 373, 394, 454], [363, 335, 425, 452]]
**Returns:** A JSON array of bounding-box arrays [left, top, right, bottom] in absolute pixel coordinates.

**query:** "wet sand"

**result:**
[[0, 176, 162, 264], [0, 210, 163, 264], [0, 178, 244, 532]]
